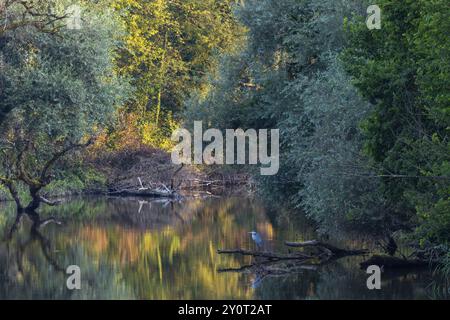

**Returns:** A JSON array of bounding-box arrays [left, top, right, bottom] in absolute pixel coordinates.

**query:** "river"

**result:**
[[0, 196, 446, 299]]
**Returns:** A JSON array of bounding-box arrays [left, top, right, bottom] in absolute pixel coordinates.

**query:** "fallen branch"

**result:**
[[137, 177, 147, 190], [108, 188, 177, 198], [217, 240, 369, 281], [285, 240, 369, 257], [39, 196, 62, 206], [218, 264, 256, 273], [218, 262, 318, 273], [109, 177, 182, 199], [217, 249, 313, 261]]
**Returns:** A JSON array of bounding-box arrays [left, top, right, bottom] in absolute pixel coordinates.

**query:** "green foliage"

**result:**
[[185, 0, 387, 236], [0, 0, 447, 257], [0, 0, 63, 122], [0, 1, 130, 207], [342, 0, 450, 243], [186, 0, 450, 245], [0, 182, 30, 202], [43, 168, 108, 197], [77, 0, 246, 151], [111, 0, 244, 132], [1, 4, 129, 139]]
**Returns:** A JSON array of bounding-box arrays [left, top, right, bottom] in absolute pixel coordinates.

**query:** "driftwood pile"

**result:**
[[106, 166, 251, 199]]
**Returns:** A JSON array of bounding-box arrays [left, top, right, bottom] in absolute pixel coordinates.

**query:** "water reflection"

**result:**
[[0, 197, 446, 299]]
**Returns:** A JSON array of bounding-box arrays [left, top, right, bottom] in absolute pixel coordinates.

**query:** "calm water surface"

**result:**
[[0, 196, 445, 299]]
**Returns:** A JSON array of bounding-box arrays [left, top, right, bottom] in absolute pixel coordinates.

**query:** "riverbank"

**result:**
[[0, 146, 253, 202]]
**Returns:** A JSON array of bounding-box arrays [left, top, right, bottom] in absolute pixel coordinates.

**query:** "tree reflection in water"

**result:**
[[0, 210, 68, 299], [8, 211, 64, 272], [0, 197, 446, 299]]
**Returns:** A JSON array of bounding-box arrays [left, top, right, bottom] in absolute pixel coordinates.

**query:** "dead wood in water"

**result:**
[[108, 188, 177, 198], [284, 240, 369, 257], [218, 240, 368, 264], [217, 249, 313, 261], [217, 240, 372, 289], [218, 261, 318, 273], [217, 239, 369, 278], [108, 178, 181, 199]]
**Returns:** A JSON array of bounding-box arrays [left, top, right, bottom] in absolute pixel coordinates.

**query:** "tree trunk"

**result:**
[[26, 187, 42, 211], [155, 30, 168, 126], [5, 181, 23, 211], [155, 89, 162, 127]]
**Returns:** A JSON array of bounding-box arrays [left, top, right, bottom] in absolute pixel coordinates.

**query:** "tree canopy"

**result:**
[[0, 0, 449, 269], [0, 1, 129, 210], [185, 0, 450, 248]]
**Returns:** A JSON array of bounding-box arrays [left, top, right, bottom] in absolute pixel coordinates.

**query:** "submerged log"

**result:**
[[360, 255, 433, 269], [218, 240, 368, 265], [108, 178, 181, 199], [218, 263, 318, 273], [284, 240, 369, 257], [217, 249, 313, 261], [108, 188, 177, 198]]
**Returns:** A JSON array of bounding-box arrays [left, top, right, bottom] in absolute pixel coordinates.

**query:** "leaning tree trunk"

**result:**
[[5, 181, 23, 211], [25, 185, 61, 211], [26, 186, 42, 211]]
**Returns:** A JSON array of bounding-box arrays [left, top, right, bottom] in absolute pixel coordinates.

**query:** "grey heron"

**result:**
[[248, 231, 263, 249]]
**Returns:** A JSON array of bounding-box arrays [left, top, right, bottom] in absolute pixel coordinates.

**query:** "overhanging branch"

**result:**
[[40, 138, 94, 184]]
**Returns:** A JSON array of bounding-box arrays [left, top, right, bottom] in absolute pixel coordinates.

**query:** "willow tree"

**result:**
[[0, 0, 70, 122], [184, 0, 389, 236], [0, 3, 129, 211], [0, 0, 68, 36]]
